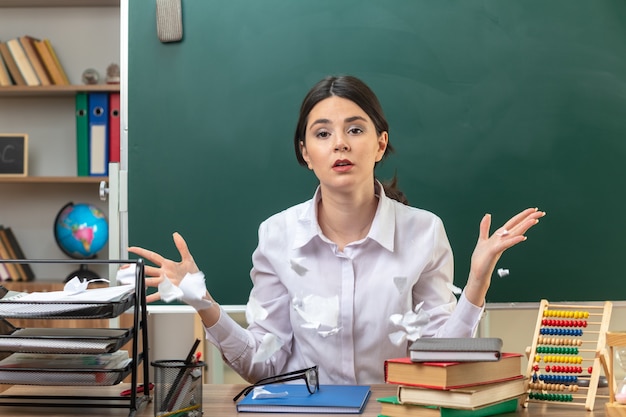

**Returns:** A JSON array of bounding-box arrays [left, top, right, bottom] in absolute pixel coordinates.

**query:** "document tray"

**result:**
[[0, 328, 132, 354], [0, 360, 133, 386], [0, 292, 135, 319]]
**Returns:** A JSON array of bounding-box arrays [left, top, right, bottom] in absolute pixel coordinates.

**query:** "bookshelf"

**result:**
[[0, 2, 120, 280], [0, 84, 118, 97]]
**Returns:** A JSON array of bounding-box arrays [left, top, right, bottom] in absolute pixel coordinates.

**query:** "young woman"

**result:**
[[129, 75, 545, 384]]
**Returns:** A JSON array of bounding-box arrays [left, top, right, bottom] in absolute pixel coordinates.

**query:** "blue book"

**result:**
[[236, 384, 371, 414]]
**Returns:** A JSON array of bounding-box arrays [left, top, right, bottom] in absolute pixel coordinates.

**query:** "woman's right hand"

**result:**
[[128, 232, 202, 303]]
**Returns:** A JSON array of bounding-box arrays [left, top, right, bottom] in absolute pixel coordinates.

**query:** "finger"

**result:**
[[501, 209, 546, 238], [128, 246, 166, 266], [145, 277, 162, 287], [478, 213, 492, 241], [501, 208, 539, 231], [172, 232, 195, 264], [143, 265, 162, 278], [146, 292, 162, 303]]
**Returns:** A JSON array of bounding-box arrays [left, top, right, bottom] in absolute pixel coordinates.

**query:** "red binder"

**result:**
[[109, 92, 121, 163]]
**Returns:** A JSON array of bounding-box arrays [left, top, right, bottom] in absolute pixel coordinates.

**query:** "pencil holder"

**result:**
[[152, 359, 206, 417]]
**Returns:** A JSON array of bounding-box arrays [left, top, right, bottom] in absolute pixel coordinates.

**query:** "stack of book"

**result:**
[[0, 225, 34, 282], [0, 35, 69, 87], [380, 338, 526, 417]]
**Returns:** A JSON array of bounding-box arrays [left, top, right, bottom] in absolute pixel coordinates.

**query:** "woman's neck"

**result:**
[[317, 186, 379, 251]]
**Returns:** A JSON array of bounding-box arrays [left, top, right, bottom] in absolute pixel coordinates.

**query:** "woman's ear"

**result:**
[[300, 140, 313, 169], [376, 132, 389, 162]]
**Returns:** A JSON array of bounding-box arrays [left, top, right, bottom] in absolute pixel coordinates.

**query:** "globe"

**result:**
[[54, 202, 109, 259]]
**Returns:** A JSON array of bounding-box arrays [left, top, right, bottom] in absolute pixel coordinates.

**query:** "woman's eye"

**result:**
[[348, 127, 363, 135], [316, 131, 331, 139]]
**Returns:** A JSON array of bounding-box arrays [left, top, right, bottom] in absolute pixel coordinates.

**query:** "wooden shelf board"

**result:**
[[0, 0, 119, 7], [0, 84, 120, 97], [0, 176, 107, 184]]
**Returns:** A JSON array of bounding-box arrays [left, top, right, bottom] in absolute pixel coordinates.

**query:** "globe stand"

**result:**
[[64, 264, 101, 283]]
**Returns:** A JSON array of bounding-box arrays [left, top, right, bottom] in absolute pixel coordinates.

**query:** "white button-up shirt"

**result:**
[[205, 182, 483, 384]]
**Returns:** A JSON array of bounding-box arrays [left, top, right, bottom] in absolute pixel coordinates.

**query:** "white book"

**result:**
[[6, 38, 40, 86]]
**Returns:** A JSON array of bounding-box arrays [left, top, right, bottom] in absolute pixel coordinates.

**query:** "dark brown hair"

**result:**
[[293, 75, 406, 204]]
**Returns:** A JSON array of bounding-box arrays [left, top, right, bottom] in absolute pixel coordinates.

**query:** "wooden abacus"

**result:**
[[523, 299, 613, 411], [606, 331, 626, 417]]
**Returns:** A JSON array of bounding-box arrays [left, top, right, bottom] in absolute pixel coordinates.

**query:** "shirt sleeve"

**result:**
[[436, 290, 484, 337], [202, 306, 256, 381], [411, 215, 484, 338], [202, 219, 294, 383]]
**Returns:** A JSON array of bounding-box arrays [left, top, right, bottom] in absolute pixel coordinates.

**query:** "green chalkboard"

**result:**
[[128, 0, 626, 304]]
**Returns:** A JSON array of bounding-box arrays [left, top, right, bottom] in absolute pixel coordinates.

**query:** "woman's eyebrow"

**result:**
[[310, 115, 367, 129], [309, 118, 331, 129], [345, 116, 367, 123]]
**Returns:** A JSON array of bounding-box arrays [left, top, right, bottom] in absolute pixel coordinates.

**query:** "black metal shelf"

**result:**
[[0, 258, 150, 416]]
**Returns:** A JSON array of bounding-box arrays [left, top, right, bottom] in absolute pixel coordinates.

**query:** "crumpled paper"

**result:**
[[251, 386, 288, 399], [388, 301, 430, 346], [159, 272, 213, 311], [64, 276, 110, 294]]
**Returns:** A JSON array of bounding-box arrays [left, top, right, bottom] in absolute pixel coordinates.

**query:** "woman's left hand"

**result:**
[[464, 207, 546, 306]]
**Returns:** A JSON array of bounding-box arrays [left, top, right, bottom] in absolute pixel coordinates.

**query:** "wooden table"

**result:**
[[0, 384, 610, 416]]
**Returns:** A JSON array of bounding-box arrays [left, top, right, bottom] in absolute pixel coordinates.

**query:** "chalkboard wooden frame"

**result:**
[[0, 134, 28, 177]]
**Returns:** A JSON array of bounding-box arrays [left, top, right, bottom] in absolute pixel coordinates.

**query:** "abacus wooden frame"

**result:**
[[523, 299, 612, 411]]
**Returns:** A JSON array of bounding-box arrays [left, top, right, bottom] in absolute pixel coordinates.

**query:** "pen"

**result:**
[[158, 403, 201, 417], [162, 338, 201, 410], [120, 382, 154, 396], [184, 338, 201, 365]]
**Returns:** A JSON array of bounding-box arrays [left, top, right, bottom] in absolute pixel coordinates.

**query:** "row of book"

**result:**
[[0, 226, 35, 282], [379, 338, 526, 417], [76, 92, 120, 177], [0, 35, 69, 87]]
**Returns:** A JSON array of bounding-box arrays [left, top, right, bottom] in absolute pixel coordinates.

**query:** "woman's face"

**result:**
[[300, 96, 388, 193]]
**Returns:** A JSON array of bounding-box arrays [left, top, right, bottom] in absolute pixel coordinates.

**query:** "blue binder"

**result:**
[[88, 92, 109, 176]]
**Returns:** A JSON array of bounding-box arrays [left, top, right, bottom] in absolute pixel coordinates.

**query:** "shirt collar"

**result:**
[[292, 180, 396, 252]]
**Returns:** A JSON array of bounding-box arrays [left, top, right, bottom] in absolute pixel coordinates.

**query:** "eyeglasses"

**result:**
[[232, 365, 319, 402]]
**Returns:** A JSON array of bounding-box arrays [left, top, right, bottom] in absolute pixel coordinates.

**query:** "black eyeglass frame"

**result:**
[[232, 365, 319, 402]]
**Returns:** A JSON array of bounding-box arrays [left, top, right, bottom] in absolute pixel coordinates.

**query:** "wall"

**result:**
[[0, 7, 120, 280]]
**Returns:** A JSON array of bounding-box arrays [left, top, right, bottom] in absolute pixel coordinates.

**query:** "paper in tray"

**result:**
[[0, 328, 132, 354], [0, 286, 135, 319]]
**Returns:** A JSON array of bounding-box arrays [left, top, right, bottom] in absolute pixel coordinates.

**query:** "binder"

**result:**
[[108, 92, 121, 163], [88, 93, 109, 176], [75, 92, 89, 176]]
